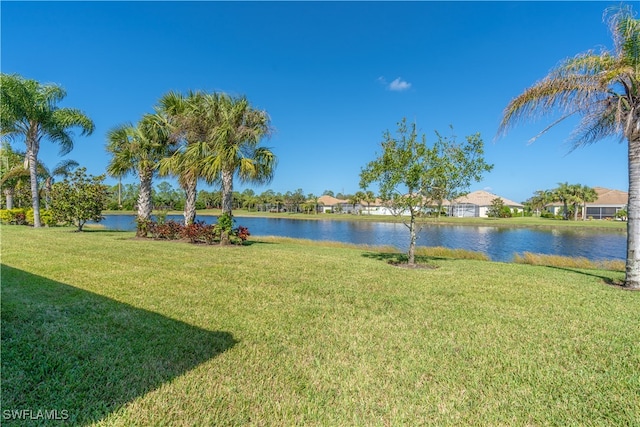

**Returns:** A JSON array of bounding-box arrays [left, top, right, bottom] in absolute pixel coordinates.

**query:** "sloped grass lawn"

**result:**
[[1, 226, 638, 426]]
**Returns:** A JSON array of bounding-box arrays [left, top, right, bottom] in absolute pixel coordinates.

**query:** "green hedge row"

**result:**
[[0, 208, 57, 226]]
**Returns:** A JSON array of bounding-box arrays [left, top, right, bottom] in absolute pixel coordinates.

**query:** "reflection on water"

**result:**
[[95, 215, 625, 263]]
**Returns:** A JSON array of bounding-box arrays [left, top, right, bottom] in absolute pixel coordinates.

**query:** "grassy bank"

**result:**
[[2, 226, 638, 425]]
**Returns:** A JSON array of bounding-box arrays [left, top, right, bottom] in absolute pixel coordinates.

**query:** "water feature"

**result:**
[[95, 214, 626, 263]]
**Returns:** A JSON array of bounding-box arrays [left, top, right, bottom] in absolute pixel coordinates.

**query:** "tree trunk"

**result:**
[[136, 168, 154, 237], [137, 168, 153, 221], [27, 142, 41, 227], [183, 177, 197, 225], [44, 177, 52, 210], [408, 212, 417, 266], [625, 134, 640, 289], [4, 188, 14, 210], [221, 169, 234, 217]]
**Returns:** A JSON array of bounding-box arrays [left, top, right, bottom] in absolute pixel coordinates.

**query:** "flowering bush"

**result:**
[[137, 217, 248, 246]]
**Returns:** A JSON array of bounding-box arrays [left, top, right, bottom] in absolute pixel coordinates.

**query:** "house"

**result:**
[[318, 190, 525, 218], [549, 187, 627, 219], [317, 195, 350, 213], [587, 187, 628, 219], [447, 190, 524, 218]]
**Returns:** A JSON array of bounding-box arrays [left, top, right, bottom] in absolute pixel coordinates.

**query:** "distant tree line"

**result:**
[[105, 182, 369, 215]]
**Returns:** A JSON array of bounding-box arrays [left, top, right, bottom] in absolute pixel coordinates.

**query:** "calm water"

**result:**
[[96, 214, 626, 263]]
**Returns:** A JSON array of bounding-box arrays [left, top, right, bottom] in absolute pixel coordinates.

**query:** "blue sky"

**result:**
[[1, 1, 630, 203]]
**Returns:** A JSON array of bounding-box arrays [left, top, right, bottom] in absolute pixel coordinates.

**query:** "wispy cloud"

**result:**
[[389, 77, 411, 91], [377, 76, 412, 92]]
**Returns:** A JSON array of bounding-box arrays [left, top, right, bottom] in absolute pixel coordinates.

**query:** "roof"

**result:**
[[317, 195, 348, 206], [451, 190, 524, 207], [547, 187, 628, 207], [591, 187, 628, 205]]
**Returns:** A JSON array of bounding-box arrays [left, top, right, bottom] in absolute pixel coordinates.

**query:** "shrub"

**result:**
[[217, 213, 233, 234], [0, 208, 28, 225], [182, 221, 214, 244], [235, 226, 251, 242], [500, 206, 513, 218], [154, 210, 168, 225], [136, 217, 249, 246], [151, 220, 183, 240], [135, 217, 154, 238], [202, 224, 221, 245], [25, 209, 56, 227], [50, 168, 109, 231]]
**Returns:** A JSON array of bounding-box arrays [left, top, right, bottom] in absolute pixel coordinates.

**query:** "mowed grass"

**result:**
[[1, 226, 639, 426]]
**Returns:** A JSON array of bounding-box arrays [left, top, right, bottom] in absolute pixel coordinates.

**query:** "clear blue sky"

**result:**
[[1, 1, 630, 203]]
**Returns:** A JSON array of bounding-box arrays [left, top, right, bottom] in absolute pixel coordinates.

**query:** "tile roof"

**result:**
[[547, 187, 628, 206], [451, 190, 524, 207], [317, 195, 348, 206], [591, 187, 628, 205]]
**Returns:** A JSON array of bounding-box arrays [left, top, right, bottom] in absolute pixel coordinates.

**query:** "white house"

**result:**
[[447, 190, 524, 218]]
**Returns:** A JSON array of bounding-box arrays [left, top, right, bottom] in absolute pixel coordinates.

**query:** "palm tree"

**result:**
[[498, 6, 640, 288], [363, 190, 376, 215], [350, 192, 365, 215], [157, 90, 210, 225], [107, 113, 173, 235], [0, 74, 94, 227], [199, 93, 276, 218], [307, 193, 320, 214], [553, 182, 574, 220], [527, 190, 552, 217], [573, 184, 598, 221]]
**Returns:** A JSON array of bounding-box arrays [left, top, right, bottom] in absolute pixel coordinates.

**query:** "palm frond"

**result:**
[[52, 159, 80, 178]]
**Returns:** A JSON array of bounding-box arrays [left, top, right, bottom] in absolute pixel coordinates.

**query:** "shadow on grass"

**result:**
[[361, 251, 443, 266], [1, 264, 237, 425], [242, 239, 278, 246], [543, 265, 626, 288]]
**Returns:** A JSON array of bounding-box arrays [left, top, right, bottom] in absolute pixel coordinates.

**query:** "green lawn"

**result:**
[[1, 226, 639, 426]]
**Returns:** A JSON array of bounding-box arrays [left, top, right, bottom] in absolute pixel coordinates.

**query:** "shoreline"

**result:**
[[103, 209, 627, 233]]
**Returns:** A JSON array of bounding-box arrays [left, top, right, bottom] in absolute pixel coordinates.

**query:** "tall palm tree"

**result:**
[[157, 91, 209, 225], [498, 6, 640, 289], [107, 113, 173, 235], [0, 74, 94, 227], [199, 94, 276, 219]]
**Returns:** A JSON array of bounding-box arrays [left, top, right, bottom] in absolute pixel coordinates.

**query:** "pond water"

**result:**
[[96, 214, 626, 263]]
